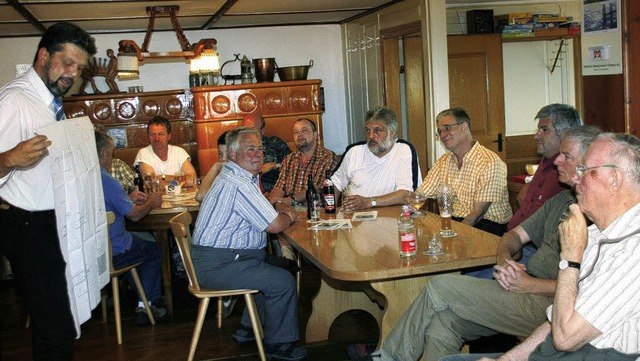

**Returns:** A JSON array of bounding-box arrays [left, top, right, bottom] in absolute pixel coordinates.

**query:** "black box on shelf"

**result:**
[[467, 9, 494, 34]]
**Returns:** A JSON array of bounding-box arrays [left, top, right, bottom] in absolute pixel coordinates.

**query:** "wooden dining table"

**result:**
[[278, 206, 500, 345], [125, 189, 199, 315]]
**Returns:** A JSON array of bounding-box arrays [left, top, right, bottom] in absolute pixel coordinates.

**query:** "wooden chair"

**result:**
[[102, 211, 155, 344], [169, 211, 266, 361]]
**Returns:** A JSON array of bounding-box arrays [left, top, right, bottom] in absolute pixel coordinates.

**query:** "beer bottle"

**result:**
[[322, 170, 336, 213]]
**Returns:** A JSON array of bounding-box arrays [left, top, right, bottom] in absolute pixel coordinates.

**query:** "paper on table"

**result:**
[[352, 211, 378, 221], [308, 219, 352, 230]]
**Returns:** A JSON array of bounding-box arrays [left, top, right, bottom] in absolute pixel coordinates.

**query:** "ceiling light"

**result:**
[[117, 5, 219, 81]]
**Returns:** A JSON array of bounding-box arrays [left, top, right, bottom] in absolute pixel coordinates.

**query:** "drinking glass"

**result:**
[[309, 193, 322, 223], [436, 184, 457, 237], [340, 183, 354, 219], [404, 191, 427, 218], [424, 233, 444, 255]]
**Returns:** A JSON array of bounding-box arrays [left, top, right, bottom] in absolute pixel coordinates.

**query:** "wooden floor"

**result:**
[[0, 264, 380, 361]]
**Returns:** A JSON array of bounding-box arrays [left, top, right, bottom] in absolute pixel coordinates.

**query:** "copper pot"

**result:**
[[253, 58, 277, 82], [277, 60, 313, 81]]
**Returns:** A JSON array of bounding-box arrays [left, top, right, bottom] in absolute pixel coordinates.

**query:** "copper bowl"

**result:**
[[277, 60, 313, 81]]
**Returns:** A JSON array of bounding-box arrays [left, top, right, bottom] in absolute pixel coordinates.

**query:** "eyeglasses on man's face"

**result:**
[[436, 122, 463, 136], [575, 164, 617, 178]]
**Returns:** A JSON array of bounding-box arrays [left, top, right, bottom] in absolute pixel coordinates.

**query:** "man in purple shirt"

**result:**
[[467, 104, 581, 279], [507, 104, 582, 231]]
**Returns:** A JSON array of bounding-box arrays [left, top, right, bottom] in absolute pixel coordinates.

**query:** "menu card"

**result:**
[[351, 211, 378, 221], [308, 219, 353, 230]]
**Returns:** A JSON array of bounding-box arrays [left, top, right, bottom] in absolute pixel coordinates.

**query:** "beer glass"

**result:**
[[436, 184, 457, 237], [340, 183, 354, 219]]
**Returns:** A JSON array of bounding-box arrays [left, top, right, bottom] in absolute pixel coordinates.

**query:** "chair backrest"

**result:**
[[106, 211, 116, 273], [169, 211, 201, 293]]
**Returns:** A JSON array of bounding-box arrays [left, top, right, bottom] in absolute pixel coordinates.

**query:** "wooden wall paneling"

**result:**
[[63, 89, 197, 172], [626, 0, 640, 136], [192, 80, 323, 175], [505, 134, 540, 180], [582, 75, 625, 133]]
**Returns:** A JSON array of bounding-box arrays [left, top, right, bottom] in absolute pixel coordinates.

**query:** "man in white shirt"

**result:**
[[331, 106, 421, 211], [135, 115, 197, 186], [0, 22, 96, 361]]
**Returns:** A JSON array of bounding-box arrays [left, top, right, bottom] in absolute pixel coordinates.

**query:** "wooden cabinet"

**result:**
[[192, 80, 323, 175], [62, 90, 197, 172]]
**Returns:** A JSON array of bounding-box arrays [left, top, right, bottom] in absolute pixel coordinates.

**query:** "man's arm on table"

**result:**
[[343, 189, 411, 211], [462, 201, 491, 226], [126, 193, 162, 222], [265, 202, 300, 233]]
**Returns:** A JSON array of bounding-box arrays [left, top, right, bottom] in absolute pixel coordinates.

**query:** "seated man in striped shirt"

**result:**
[[418, 107, 512, 236], [191, 127, 306, 361]]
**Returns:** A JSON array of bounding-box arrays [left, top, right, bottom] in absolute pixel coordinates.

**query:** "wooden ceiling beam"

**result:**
[[6, 0, 46, 33], [201, 0, 238, 30]]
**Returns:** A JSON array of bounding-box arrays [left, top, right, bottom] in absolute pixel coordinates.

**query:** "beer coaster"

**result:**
[[440, 231, 457, 238]]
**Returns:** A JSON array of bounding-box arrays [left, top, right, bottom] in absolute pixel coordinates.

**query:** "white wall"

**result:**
[[0, 25, 349, 153]]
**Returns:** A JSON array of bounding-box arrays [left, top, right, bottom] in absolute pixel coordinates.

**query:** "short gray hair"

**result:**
[[436, 108, 471, 131], [94, 130, 113, 154], [225, 127, 261, 154], [535, 104, 582, 136], [365, 107, 398, 135], [560, 125, 602, 157], [596, 133, 640, 186]]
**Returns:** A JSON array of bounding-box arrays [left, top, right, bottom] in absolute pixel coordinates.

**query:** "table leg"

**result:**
[[154, 229, 174, 316], [305, 274, 385, 343], [370, 275, 431, 346]]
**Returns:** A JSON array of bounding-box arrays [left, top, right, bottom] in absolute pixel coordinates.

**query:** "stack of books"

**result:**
[[495, 13, 577, 39]]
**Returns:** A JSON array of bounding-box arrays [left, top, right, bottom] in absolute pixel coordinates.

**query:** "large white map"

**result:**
[[37, 116, 109, 336]]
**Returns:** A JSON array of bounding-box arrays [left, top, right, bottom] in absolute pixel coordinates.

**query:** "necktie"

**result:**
[[52, 97, 64, 121]]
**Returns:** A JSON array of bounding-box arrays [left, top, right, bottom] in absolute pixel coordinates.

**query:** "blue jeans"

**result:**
[[112, 234, 163, 302]]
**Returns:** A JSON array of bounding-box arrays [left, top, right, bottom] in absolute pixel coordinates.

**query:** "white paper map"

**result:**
[[37, 116, 109, 337]]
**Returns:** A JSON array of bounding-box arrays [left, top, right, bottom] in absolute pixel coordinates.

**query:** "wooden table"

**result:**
[[125, 191, 199, 315], [278, 206, 500, 344]]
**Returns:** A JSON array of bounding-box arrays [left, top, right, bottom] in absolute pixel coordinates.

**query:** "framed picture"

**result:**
[[107, 127, 128, 148]]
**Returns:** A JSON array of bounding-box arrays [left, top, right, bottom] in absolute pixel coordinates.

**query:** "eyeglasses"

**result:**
[[576, 164, 618, 178], [244, 146, 265, 153], [436, 122, 463, 135]]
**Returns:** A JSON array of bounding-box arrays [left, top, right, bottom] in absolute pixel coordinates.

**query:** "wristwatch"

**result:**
[[290, 197, 298, 206], [559, 259, 581, 270], [370, 198, 377, 207]]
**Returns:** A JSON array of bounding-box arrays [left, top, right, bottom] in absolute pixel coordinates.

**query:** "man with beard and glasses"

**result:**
[[331, 106, 422, 211], [417, 107, 512, 236], [0, 22, 96, 361]]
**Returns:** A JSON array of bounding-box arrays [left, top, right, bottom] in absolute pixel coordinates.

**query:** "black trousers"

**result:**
[[452, 216, 507, 236], [0, 204, 76, 361]]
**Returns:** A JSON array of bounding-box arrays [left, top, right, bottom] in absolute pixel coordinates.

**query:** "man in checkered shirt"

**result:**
[[417, 107, 512, 236]]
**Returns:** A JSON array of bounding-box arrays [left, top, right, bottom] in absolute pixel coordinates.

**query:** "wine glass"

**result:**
[[404, 191, 427, 218]]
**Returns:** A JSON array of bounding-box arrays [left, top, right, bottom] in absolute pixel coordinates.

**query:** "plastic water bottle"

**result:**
[[398, 205, 417, 257]]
